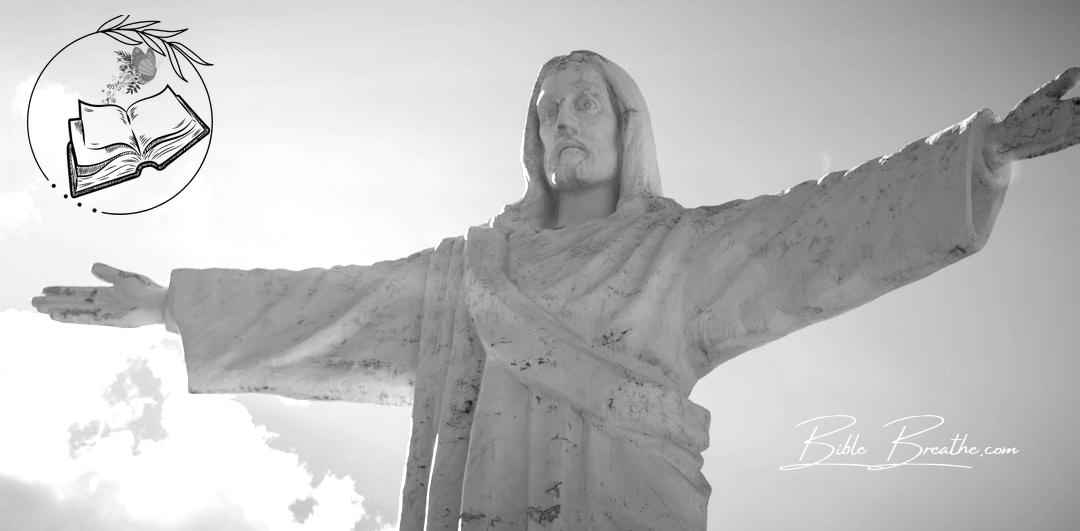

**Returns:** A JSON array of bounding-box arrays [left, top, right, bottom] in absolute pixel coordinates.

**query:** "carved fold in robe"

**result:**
[[164, 51, 1010, 530]]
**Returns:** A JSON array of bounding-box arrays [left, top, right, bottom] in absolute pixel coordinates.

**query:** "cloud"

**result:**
[[12, 75, 80, 142], [0, 309, 392, 530], [0, 186, 42, 239], [15, 76, 82, 188], [11, 76, 34, 118], [0, 77, 48, 239]]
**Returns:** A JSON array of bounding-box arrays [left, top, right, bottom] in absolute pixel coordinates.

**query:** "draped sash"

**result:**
[[395, 225, 712, 530], [458, 225, 711, 530]]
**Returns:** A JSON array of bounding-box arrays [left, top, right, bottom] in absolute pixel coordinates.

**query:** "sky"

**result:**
[[1, 1, 1078, 530]]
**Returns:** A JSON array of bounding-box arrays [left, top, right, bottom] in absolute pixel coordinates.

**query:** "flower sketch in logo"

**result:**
[[26, 15, 214, 215]]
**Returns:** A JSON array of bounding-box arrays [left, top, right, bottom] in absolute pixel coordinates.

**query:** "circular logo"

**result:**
[[26, 15, 214, 215]]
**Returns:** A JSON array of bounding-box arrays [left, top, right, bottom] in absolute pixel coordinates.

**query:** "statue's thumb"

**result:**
[[91, 262, 122, 284]]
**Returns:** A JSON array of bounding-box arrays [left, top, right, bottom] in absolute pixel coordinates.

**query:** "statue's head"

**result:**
[[497, 50, 664, 231], [536, 58, 620, 192]]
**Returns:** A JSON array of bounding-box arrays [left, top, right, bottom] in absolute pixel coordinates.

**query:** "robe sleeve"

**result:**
[[163, 248, 433, 405], [684, 109, 1011, 377]]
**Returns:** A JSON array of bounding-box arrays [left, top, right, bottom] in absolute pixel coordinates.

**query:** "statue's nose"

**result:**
[[556, 101, 579, 136]]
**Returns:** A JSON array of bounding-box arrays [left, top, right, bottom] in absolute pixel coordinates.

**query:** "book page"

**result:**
[[69, 119, 136, 167], [142, 118, 206, 165], [68, 136, 140, 195], [72, 155, 141, 194], [79, 101, 137, 150], [128, 86, 202, 155]]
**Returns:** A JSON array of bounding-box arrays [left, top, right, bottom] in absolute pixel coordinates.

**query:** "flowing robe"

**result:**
[[165, 109, 1010, 530]]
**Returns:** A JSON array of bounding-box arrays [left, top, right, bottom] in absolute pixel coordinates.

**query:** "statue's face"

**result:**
[[536, 63, 619, 192]]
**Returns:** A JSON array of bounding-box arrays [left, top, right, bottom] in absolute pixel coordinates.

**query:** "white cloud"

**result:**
[[277, 395, 312, 408], [0, 185, 42, 239], [0, 309, 393, 530], [13, 75, 80, 138], [0, 77, 49, 239], [11, 75, 34, 118], [16, 76, 82, 187]]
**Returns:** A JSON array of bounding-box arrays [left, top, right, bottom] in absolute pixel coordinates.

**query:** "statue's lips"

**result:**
[[558, 145, 587, 157]]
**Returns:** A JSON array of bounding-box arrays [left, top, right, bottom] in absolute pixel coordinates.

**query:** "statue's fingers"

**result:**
[[90, 262, 125, 284], [32, 295, 101, 313], [1039, 67, 1080, 100], [30, 295, 51, 313], [42, 286, 99, 297], [48, 307, 110, 325]]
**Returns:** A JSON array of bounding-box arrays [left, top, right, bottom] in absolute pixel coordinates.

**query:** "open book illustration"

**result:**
[[66, 85, 209, 198]]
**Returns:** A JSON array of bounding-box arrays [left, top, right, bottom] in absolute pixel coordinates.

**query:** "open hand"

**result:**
[[31, 263, 167, 327], [987, 67, 1080, 169]]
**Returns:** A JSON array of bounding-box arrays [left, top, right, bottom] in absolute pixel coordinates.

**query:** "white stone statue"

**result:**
[[32, 51, 1080, 530]]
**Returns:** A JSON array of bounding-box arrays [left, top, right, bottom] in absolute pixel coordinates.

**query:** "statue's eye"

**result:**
[[577, 96, 599, 114]]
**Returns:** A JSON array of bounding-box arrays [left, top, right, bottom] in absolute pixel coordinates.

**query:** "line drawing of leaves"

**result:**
[[95, 15, 210, 82], [140, 32, 168, 56], [115, 30, 144, 43], [103, 30, 142, 46], [97, 14, 129, 32], [143, 27, 187, 39], [118, 20, 160, 30], [165, 45, 187, 82], [169, 41, 212, 66], [170, 45, 199, 80]]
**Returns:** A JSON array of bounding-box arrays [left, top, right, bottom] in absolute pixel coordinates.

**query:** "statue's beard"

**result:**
[[549, 166, 582, 190], [547, 147, 590, 191]]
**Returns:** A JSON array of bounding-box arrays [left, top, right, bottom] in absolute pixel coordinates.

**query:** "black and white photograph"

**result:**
[[2, 2, 1078, 530]]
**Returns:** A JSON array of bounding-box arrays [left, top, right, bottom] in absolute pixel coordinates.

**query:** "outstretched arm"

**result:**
[[32, 246, 440, 406], [685, 67, 1079, 377], [684, 109, 1011, 377], [164, 249, 435, 405]]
